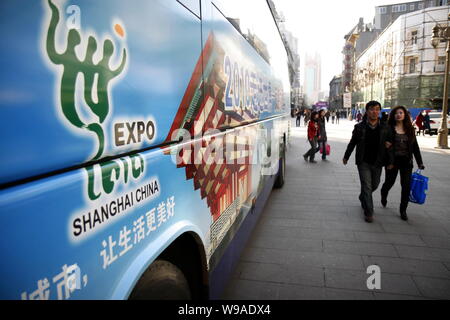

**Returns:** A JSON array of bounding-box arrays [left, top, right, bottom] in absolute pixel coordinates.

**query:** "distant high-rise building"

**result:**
[[303, 53, 321, 105]]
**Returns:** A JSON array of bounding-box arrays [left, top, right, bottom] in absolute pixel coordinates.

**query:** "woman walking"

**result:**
[[413, 112, 424, 136], [381, 106, 425, 221], [318, 109, 328, 161], [303, 111, 320, 163]]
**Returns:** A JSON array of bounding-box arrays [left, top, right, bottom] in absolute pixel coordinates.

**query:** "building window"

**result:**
[[434, 56, 445, 72], [392, 4, 407, 12], [408, 57, 418, 73], [379, 6, 387, 14], [418, 3, 424, 9], [411, 30, 418, 45], [429, 0, 435, 7], [410, 4, 415, 10]]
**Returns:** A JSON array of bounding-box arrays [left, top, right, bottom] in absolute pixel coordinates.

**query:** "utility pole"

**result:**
[[431, 15, 450, 149]]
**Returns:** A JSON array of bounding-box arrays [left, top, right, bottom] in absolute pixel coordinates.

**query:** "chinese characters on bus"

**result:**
[[100, 196, 176, 269]]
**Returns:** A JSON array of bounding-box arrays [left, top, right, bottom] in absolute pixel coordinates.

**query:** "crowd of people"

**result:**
[[292, 108, 345, 127], [299, 101, 425, 224]]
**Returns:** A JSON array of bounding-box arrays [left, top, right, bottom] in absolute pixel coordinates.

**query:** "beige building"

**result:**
[[352, 5, 450, 109]]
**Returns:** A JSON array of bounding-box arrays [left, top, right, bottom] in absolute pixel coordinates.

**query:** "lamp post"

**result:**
[[431, 14, 450, 149]]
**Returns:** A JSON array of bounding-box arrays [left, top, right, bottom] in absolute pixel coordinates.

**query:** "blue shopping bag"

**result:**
[[409, 170, 428, 205]]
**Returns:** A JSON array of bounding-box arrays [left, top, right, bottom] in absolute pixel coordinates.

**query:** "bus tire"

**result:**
[[129, 259, 191, 300], [273, 143, 285, 189]]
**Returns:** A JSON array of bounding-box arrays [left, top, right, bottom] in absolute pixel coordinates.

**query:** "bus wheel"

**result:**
[[129, 259, 191, 300], [273, 144, 285, 189]]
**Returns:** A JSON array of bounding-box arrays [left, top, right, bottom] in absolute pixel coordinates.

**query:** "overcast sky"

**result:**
[[273, 0, 416, 92]]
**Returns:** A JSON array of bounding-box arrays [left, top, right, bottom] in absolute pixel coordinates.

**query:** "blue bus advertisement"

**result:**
[[0, 0, 290, 299]]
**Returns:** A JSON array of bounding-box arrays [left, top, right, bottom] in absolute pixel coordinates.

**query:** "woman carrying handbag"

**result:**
[[380, 106, 425, 221], [303, 111, 320, 163]]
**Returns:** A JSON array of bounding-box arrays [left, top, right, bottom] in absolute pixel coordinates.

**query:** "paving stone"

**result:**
[[256, 224, 356, 241], [354, 231, 427, 246], [278, 284, 326, 300], [444, 262, 450, 272], [381, 223, 450, 237], [323, 240, 398, 257], [287, 251, 365, 271], [247, 235, 324, 252], [262, 217, 322, 229], [240, 247, 291, 264], [321, 220, 385, 232], [223, 279, 280, 300], [420, 235, 450, 250], [239, 262, 325, 287], [325, 268, 421, 296], [324, 288, 375, 300], [412, 276, 450, 299], [362, 256, 450, 279], [395, 245, 450, 262], [373, 293, 428, 300]]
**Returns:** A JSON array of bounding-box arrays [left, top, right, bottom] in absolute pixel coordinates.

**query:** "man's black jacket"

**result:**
[[344, 120, 394, 167]]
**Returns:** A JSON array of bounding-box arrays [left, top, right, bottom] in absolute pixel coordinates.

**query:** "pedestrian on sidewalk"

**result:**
[[304, 109, 310, 126], [295, 108, 301, 127], [380, 106, 425, 221], [303, 111, 320, 163], [381, 112, 388, 124], [336, 111, 340, 124], [413, 112, 425, 136], [356, 111, 363, 123], [318, 109, 328, 161], [423, 111, 431, 136], [342, 101, 393, 223]]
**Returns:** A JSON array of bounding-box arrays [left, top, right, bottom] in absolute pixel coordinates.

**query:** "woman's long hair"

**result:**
[[388, 106, 415, 141], [310, 111, 319, 122]]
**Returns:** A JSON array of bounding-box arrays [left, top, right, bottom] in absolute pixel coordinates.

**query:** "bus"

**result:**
[[0, 0, 290, 300]]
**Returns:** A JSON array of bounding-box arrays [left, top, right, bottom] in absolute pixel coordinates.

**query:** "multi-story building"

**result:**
[[304, 53, 321, 105], [352, 6, 450, 109], [268, 0, 303, 108], [329, 75, 343, 110], [374, 0, 449, 31], [342, 18, 381, 95]]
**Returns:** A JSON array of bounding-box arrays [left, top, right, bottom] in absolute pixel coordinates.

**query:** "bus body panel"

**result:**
[[0, 145, 211, 299], [0, 0, 203, 185], [0, 0, 290, 299]]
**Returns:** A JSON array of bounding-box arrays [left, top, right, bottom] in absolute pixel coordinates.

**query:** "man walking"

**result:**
[[343, 101, 393, 223]]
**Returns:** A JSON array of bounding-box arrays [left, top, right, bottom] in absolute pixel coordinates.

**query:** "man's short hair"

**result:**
[[366, 101, 381, 110]]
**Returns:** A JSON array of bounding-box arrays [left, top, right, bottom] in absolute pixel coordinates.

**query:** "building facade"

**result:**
[[342, 18, 381, 96], [304, 53, 321, 105], [269, 0, 303, 108], [329, 75, 343, 110], [352, 6, 450, 109], [374, 0, 449, 31]]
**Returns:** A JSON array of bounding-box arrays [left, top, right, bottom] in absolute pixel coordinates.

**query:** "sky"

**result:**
[[273, 0, 416, 93]]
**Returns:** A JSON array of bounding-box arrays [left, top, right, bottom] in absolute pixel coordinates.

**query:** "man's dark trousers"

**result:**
[[357, 162, 382, 217]]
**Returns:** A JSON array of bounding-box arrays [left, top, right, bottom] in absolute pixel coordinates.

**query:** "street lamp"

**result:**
[[431, 14, 450, 149]]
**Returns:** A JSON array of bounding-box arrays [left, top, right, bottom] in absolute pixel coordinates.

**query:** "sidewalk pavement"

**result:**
[[222, 118, 450, 300]]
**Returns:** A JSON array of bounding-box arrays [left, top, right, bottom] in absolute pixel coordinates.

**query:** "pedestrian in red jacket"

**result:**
[[303, 111, 320, 163]]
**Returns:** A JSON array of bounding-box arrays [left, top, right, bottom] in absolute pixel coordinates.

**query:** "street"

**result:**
[[223, 118, 450, 300]]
